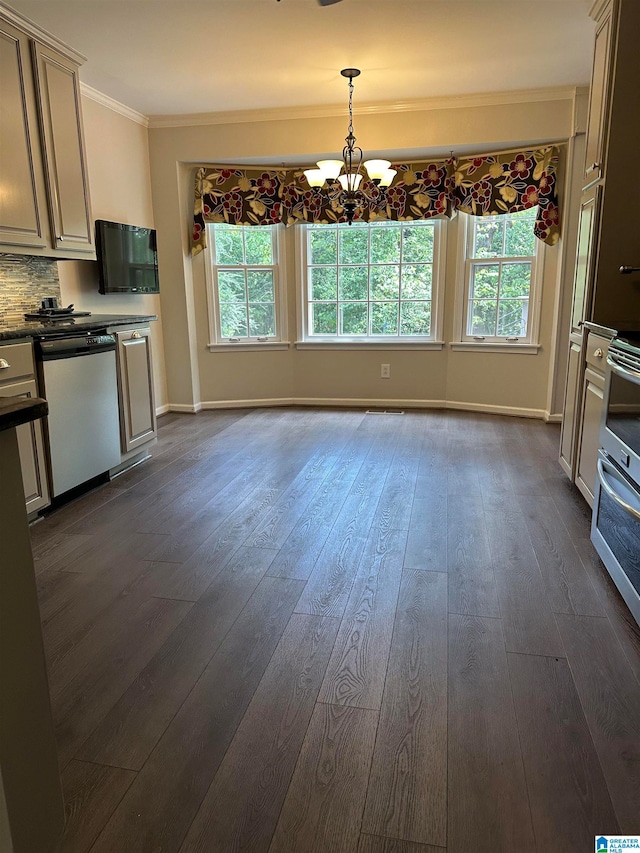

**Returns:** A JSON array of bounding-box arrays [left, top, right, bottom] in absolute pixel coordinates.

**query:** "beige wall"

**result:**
[[149, 93, 581, 417], [57, 95, 168, 411]]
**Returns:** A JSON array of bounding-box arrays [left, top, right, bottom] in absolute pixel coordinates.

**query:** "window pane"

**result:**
[[340, 302, 368, 335], [400, 301, 431, 335], [501, 262, 531, 298], [311, 267, 337, 301], [248, 303, 275, 336], [218, 269, 246, 302], [402, 223, 433, 262], [220, 302, 248, 338], [370, 226, 400, 263], [470, 264, 499, 299], [245, 228, 273, 265], [371, 302, 399, 335], [473, 219, 504, 258], [370, 265, 400, 300], [339, 266, 368, 300], [401, 264, 432, 299], [469, 299, 497, 336], [505, 214, 536, 257], [215, 227, 244, 265], [339, 226, 369, 265], [310, 228, 337, 265], [497, 299, 528, 336], [313, 303, 337, 334], [247, 270, 274, 302]]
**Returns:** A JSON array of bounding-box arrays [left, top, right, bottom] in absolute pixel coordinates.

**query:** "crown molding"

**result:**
[[0, 0, 85, 64], [148, 86, 581, 130], [80, 83, 149, 127]]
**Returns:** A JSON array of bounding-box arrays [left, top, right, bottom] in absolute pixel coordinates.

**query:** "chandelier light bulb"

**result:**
[[337, 173, 363, 192], [317, 160, 343, 180], [303, 169, 326, 187], [363, 159, 392, 181], [378, 168, 397, 187]]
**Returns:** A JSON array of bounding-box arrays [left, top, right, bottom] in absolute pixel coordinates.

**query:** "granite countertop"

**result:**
[[0, 397, 48, 432], [583, 320, 640, 341], [0, 314, 158, 342]]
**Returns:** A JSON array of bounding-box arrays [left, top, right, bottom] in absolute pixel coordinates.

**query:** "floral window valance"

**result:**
[[192, 145, 560, 256]]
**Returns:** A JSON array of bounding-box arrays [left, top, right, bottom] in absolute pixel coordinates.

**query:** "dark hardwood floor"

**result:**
[[28, 407, 640, 853]]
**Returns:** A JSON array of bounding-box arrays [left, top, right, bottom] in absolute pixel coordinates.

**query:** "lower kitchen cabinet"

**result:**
[[559, 335, 583, 479], [114, 326, 157, 453], [575, 333, 609, 507], [0, 378, 50, 514]]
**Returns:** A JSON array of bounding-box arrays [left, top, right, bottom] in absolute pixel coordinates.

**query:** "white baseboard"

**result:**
[[167, 402, 203, 413], [444, 400, 546, 419], [199, 397, 296, 410], [184, 396, 549, 419], [544, 412, 563, 423], [156, 403, 171, 416]]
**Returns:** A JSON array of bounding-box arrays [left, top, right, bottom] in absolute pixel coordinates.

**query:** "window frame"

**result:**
[[451, 211, 545, 354], [204, 222, 289, 351], [295, 219, 446, 350]]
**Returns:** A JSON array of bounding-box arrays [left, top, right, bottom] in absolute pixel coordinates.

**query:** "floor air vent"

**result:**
[[365, 409, 405, 415]]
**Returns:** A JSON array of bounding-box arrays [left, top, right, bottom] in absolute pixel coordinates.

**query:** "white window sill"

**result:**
[[207, 341, 291, 352], [450, 341, 541, 354], [295, 340, 445, 351]]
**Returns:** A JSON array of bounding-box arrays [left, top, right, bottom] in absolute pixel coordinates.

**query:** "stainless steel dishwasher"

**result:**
[[36, 331, 121, 497]]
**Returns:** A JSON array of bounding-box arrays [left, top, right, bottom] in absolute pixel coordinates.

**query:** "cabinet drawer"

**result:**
[[0, 341, 35, 383], [585, 334, 610, 372]]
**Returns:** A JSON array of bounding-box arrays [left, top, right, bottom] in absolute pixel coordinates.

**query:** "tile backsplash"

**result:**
[[0, 254, 61, 324]]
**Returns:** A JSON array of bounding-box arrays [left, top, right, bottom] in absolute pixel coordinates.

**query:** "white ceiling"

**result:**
[[8, 0, 595, 118]]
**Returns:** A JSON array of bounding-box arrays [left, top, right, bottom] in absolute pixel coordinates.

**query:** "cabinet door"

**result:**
[[116, 328, 157, 453], [0, 379, 50, 514], [559, 338, 583, 479], [583, 1, 615, 187], [31, 41, 93, 254], [0, 21, 48, 249], [576, 367, 606, 507], [570, 185, 601, 333]]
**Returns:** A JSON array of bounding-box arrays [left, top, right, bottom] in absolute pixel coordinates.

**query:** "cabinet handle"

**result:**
[[619, 266, 640, 274], [131, 331, 141, 339], [0, 359, 10, 369], [594, 348, 604, 359]]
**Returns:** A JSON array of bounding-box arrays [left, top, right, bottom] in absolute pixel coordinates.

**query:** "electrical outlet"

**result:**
[[381, 363, 390, 378]]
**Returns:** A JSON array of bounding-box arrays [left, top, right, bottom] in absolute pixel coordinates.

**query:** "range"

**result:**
[[591, 331, 640, 625]]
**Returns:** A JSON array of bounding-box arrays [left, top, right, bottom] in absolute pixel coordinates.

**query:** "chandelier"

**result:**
[[304, 69, 396, 225]]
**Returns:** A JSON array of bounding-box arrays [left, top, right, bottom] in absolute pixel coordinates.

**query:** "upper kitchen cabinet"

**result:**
[[585, 0, 640, 327], [582, 0, 616, 188], [0, 4, 94, 258]]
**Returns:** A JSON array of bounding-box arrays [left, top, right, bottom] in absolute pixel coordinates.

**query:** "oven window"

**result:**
[[596, 482, 640, 596], [606, 372, 640, 459]]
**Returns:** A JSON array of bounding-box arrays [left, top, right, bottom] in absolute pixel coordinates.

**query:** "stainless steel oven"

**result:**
[[591, 335, 640, 625]]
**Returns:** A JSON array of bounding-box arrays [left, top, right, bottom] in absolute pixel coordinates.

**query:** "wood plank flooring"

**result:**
[[25, 407, 639, 853]]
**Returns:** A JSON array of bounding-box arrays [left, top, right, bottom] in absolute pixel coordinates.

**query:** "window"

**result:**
[[297, 220, 445, 346], [456, 208, 543, 350], [205, 224, 287, 349]]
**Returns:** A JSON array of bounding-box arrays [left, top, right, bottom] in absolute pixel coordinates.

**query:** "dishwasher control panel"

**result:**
[[37, 332, 116, 360]]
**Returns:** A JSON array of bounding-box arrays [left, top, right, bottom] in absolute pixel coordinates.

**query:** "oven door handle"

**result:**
[[606, 353, 640, 384], [597, 458, 640, 522]]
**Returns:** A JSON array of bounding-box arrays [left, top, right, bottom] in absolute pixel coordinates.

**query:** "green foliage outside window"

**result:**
[[213, 225, 277, 339], [467, 210, 536, 338], [308, 221, 436, 338]]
